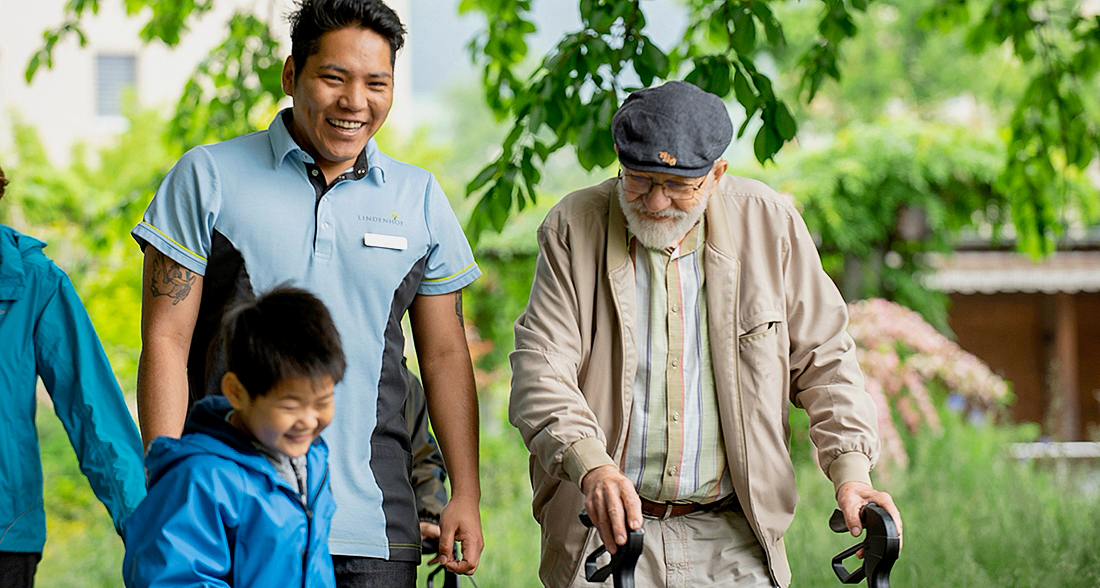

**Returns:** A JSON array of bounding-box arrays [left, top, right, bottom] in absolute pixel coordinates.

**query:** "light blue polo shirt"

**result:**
[[133, 110, 480, 560]]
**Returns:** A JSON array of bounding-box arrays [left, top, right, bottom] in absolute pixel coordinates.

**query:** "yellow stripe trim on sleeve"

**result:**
[[421, 262, 479, 283], [139, 221, 208, 263]]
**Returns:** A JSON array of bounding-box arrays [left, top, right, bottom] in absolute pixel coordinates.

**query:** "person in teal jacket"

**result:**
[[0, 163, 146, 587], [123, 286, 343, 587]]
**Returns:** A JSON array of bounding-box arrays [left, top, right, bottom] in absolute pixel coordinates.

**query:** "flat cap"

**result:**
[[612, 81, 733, 177]]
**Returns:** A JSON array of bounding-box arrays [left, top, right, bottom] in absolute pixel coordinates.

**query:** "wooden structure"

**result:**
[[928, 249, 1100, 441]]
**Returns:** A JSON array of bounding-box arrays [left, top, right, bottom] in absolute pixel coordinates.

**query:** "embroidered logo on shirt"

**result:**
[[658, 151, 677, 166], [358, 214, 404, 226]]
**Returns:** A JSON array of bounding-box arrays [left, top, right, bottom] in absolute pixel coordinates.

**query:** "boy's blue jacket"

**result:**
[[123, 396, 337, 588], [0, 226, 146, 552]]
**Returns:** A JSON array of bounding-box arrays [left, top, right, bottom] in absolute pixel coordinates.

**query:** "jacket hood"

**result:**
[[0, 226, 46, 300], [144, 395, 326, 490]]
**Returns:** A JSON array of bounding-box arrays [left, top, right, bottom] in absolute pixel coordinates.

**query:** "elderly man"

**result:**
[[509, 81, 901, 587]]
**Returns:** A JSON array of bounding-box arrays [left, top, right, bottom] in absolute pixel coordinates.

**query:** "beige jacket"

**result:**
[[509, 175, 879, 587]]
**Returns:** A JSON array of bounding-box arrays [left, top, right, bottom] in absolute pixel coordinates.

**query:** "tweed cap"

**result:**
[[612, 81, 733, 177]]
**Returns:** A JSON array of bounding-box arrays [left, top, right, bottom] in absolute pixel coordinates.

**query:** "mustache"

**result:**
[[623, 199, 688, 220]]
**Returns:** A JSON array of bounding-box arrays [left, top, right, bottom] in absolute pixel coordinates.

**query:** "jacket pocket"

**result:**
[[739, 320, 780, 343], [737, 314, 786, 402]]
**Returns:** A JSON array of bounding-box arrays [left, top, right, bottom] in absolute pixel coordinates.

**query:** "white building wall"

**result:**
[[0, 0, 412, 166]]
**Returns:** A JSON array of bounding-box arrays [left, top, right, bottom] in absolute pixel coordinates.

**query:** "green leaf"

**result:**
[[753, 125, 783, 163], [750, 2, 785, 47], [774, 102, 797, 140], [467, 163, 500, 194], [731, 6, 757, 56], [732, 68, 757, 112]]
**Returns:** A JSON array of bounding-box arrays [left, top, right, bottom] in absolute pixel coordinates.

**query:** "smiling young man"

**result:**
[[509, 81, 902, 587], [131, 1, 483, 586]]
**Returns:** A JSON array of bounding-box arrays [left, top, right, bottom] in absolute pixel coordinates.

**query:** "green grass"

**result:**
[[38, 403, 1100, 587]]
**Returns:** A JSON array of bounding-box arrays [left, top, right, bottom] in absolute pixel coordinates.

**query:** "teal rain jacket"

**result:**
[[0, 226, 146, 553]]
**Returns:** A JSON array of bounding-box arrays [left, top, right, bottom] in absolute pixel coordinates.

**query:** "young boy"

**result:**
[[123, 286, 345, 588]]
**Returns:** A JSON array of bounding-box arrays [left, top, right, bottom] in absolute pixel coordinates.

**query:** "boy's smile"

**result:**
[[227, 374, 336, 458]]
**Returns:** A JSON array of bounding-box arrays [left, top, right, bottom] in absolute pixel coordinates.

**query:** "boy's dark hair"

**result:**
[[0, 164, 7, 201], [289, 0, 406, 74], [222, 285, 346, 398]]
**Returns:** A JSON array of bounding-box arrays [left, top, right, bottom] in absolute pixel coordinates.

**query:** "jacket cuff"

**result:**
[[828, 452, 872, 496], [562, 437, 616, 487]]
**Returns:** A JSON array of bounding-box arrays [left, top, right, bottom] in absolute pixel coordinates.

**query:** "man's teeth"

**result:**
[[328, 119, 364, 130]]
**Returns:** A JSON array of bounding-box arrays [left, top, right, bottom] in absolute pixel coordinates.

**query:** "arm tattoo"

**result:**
[[149, 253, 197, 306], [454, 291, 465, 328]]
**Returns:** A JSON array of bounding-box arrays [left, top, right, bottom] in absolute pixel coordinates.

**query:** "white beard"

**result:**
[[618, 188, 709, 250]]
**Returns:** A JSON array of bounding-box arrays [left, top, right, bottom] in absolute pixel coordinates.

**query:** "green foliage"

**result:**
[[171, 12, 284, 149], [923, 0, 1100, 256], [789, 411, 1100, 587], [753, 118, 1019, 327], [2, 104, 177, 392], [457, 0, 869, 241]]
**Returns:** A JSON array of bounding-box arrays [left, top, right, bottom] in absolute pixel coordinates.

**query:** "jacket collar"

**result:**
[[606, 181, 631, 274]]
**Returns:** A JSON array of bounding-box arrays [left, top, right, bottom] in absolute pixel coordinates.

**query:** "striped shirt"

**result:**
[[621, 220, 733, 503]]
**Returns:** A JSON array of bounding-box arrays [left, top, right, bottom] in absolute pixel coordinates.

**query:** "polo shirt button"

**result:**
[[311, 169, 319, 177]]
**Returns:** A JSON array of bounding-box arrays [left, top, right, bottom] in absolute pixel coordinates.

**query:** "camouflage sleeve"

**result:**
[[404, 367, 448, 524]]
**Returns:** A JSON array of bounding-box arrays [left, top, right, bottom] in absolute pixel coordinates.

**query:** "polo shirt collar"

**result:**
[[267, 108, 389, 183]]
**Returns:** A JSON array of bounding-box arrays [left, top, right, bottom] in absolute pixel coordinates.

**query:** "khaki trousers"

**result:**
[[568, 509, 775, 588]]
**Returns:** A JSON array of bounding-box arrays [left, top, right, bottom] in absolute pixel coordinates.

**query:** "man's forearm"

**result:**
[[138, 248, 203, 450], [136, 344, 191, 449], [422, 359, 480, 501], [411, 291, 481, 501]]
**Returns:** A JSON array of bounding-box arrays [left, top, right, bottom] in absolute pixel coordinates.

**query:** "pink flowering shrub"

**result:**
[[846, 298, 1011, 468]]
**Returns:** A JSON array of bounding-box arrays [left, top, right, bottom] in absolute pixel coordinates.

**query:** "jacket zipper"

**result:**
[[301, 462, 328, 588]]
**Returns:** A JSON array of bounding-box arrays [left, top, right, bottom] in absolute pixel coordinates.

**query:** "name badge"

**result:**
[[363, 232, 408, 251]]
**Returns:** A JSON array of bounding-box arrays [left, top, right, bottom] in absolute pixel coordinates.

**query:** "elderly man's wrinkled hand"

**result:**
[[580, 465, 644, 555], [836, 481, 903, 555]]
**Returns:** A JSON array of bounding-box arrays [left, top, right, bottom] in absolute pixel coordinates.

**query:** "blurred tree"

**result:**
[[2, 104, 178, 390], [28, 0, 1100, 250], [754, 119, 1009, 329]]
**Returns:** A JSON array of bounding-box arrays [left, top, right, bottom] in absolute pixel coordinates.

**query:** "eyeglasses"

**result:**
[[618, 168, 708, 200]]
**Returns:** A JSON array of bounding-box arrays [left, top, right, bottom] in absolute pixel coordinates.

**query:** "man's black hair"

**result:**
[[222, 285, 346, 398], [0, 164, 7, 201], [289, 0, 406, 74]]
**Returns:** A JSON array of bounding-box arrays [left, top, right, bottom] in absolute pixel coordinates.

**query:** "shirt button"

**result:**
[[671, 304, 679, 313], [322, 222, 330, 229], [311, 169, 319, 177], [672, 412, 680, 422], [670, 359, 678, 368], [668, 467, 677, 477]]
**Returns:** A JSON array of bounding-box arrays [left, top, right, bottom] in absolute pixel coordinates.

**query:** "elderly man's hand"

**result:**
[[580, 465, 644, 555], [836, 481, 903, 555]]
